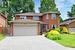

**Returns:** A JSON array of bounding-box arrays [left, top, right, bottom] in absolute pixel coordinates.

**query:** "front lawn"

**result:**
[[45, 28, 75, 48], [0, 34, 5, 41], [52, 34, 75, 48]]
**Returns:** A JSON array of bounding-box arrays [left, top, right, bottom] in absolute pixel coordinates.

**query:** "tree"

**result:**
[[68, 4, 75, 17], [21, 0, 34, 13], [0, 0, 34, 21], [40, 0, 63, 23], [0, 0, 8, 14], [40, 0, 58, 13], [60, 17, 64, 23]]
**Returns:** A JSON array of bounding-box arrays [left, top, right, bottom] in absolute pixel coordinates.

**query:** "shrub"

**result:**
[[44, 32, 48, 37], [62, 27, 69, 34], [47, 29, 60, 35], [45, 29, 61, 40], [47, 34, 61, 40], [55, 28, 61, 32]]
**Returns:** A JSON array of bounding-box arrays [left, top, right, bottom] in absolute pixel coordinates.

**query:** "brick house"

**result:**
[[10, 12, 60, 36], [0, 13, 8, 33]]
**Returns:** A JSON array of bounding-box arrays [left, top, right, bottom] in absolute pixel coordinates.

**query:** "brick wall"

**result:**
[[48, 13, 60, 29], [41, 13, 60, 29], [27, 16, 33, 20], [16, 15, 20, 20], [0, 14, 7, 33]]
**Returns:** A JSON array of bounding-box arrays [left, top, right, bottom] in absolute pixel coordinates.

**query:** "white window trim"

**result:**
[[20, 15, 26, 20], [33, 16, 39, 21], [51, 14, 56, 19]]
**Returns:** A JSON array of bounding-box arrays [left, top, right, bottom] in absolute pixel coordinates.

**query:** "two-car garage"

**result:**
[[13, 24, 38, 36], [11, 20, 41, 36]]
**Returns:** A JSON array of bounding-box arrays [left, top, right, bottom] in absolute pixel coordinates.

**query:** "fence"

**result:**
[[2, 26, 12, 36]]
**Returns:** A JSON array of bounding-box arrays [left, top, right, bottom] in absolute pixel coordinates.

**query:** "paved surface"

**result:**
[[0, 36, 75, 50]]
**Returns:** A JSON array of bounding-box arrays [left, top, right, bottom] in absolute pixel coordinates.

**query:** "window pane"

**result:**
[[20, 15, 26, 20], [51, 14, 56, 19], [33, 16, 39, 20]]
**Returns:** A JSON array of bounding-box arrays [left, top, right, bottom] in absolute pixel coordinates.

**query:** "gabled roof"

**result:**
[[64, 17, 75, 21], [60, 19, 75, 25], [16, 12, 43, 16], [16, 11, 60, 16]]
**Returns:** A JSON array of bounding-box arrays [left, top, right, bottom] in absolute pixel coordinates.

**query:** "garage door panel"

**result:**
[[69, 28, 75, 32], [13, 24, 37, 36]]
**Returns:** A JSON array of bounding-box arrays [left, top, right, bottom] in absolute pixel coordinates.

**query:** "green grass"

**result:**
[[46, 29, 75, 48], [0, 34, 5, 41], [54, 34, 75, 48]]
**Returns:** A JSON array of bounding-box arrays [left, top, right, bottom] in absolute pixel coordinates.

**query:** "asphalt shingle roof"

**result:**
[[10, 19, 47, 24], [60, 19, 75, 25], [16, 11, 60, 16]]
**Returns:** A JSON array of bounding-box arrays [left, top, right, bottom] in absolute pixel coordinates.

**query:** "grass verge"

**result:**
[[54, 34, 75, 48], [0, 34, 5, 41]]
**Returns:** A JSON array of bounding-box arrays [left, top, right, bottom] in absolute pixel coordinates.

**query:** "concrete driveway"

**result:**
[[0, 36, 75, 50]]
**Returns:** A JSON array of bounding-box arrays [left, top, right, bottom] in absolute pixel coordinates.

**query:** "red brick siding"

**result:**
[[37, 23, 40, 35], [42, 15, 47, 32], [41, 13, 60, 29], [42, 15, 46, 22], [48, 13, 60, 29], [11, 23, 13, 36], [0, 27, 2, 33], [27, 16, 33, 20], [0, 14, 7, 33], [16, 15, 41, 21], [39, 16, 43, 21], [16, 15, 20, 20]]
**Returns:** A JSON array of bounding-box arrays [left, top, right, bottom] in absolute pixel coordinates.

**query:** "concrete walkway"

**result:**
[[0, 36, 75, 50]]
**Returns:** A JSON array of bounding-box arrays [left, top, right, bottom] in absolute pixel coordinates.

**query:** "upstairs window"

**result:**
[[33, 16, 39, 21], [20, 15, 26, 20], [51, 14, 56, 19]]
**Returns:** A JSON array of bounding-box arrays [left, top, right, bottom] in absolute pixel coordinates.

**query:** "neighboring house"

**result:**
[[10, 12, 60, 36], [60, 17, 75, 32], [0, 13, 8, 33]]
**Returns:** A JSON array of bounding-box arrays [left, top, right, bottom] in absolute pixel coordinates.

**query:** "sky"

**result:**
[[34, 0, 75, 20]]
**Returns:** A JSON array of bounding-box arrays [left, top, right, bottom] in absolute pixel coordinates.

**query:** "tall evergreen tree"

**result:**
[[60, 17, 64, 23], [40, 0, 58, 13], [68, 4, 75, 17]]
